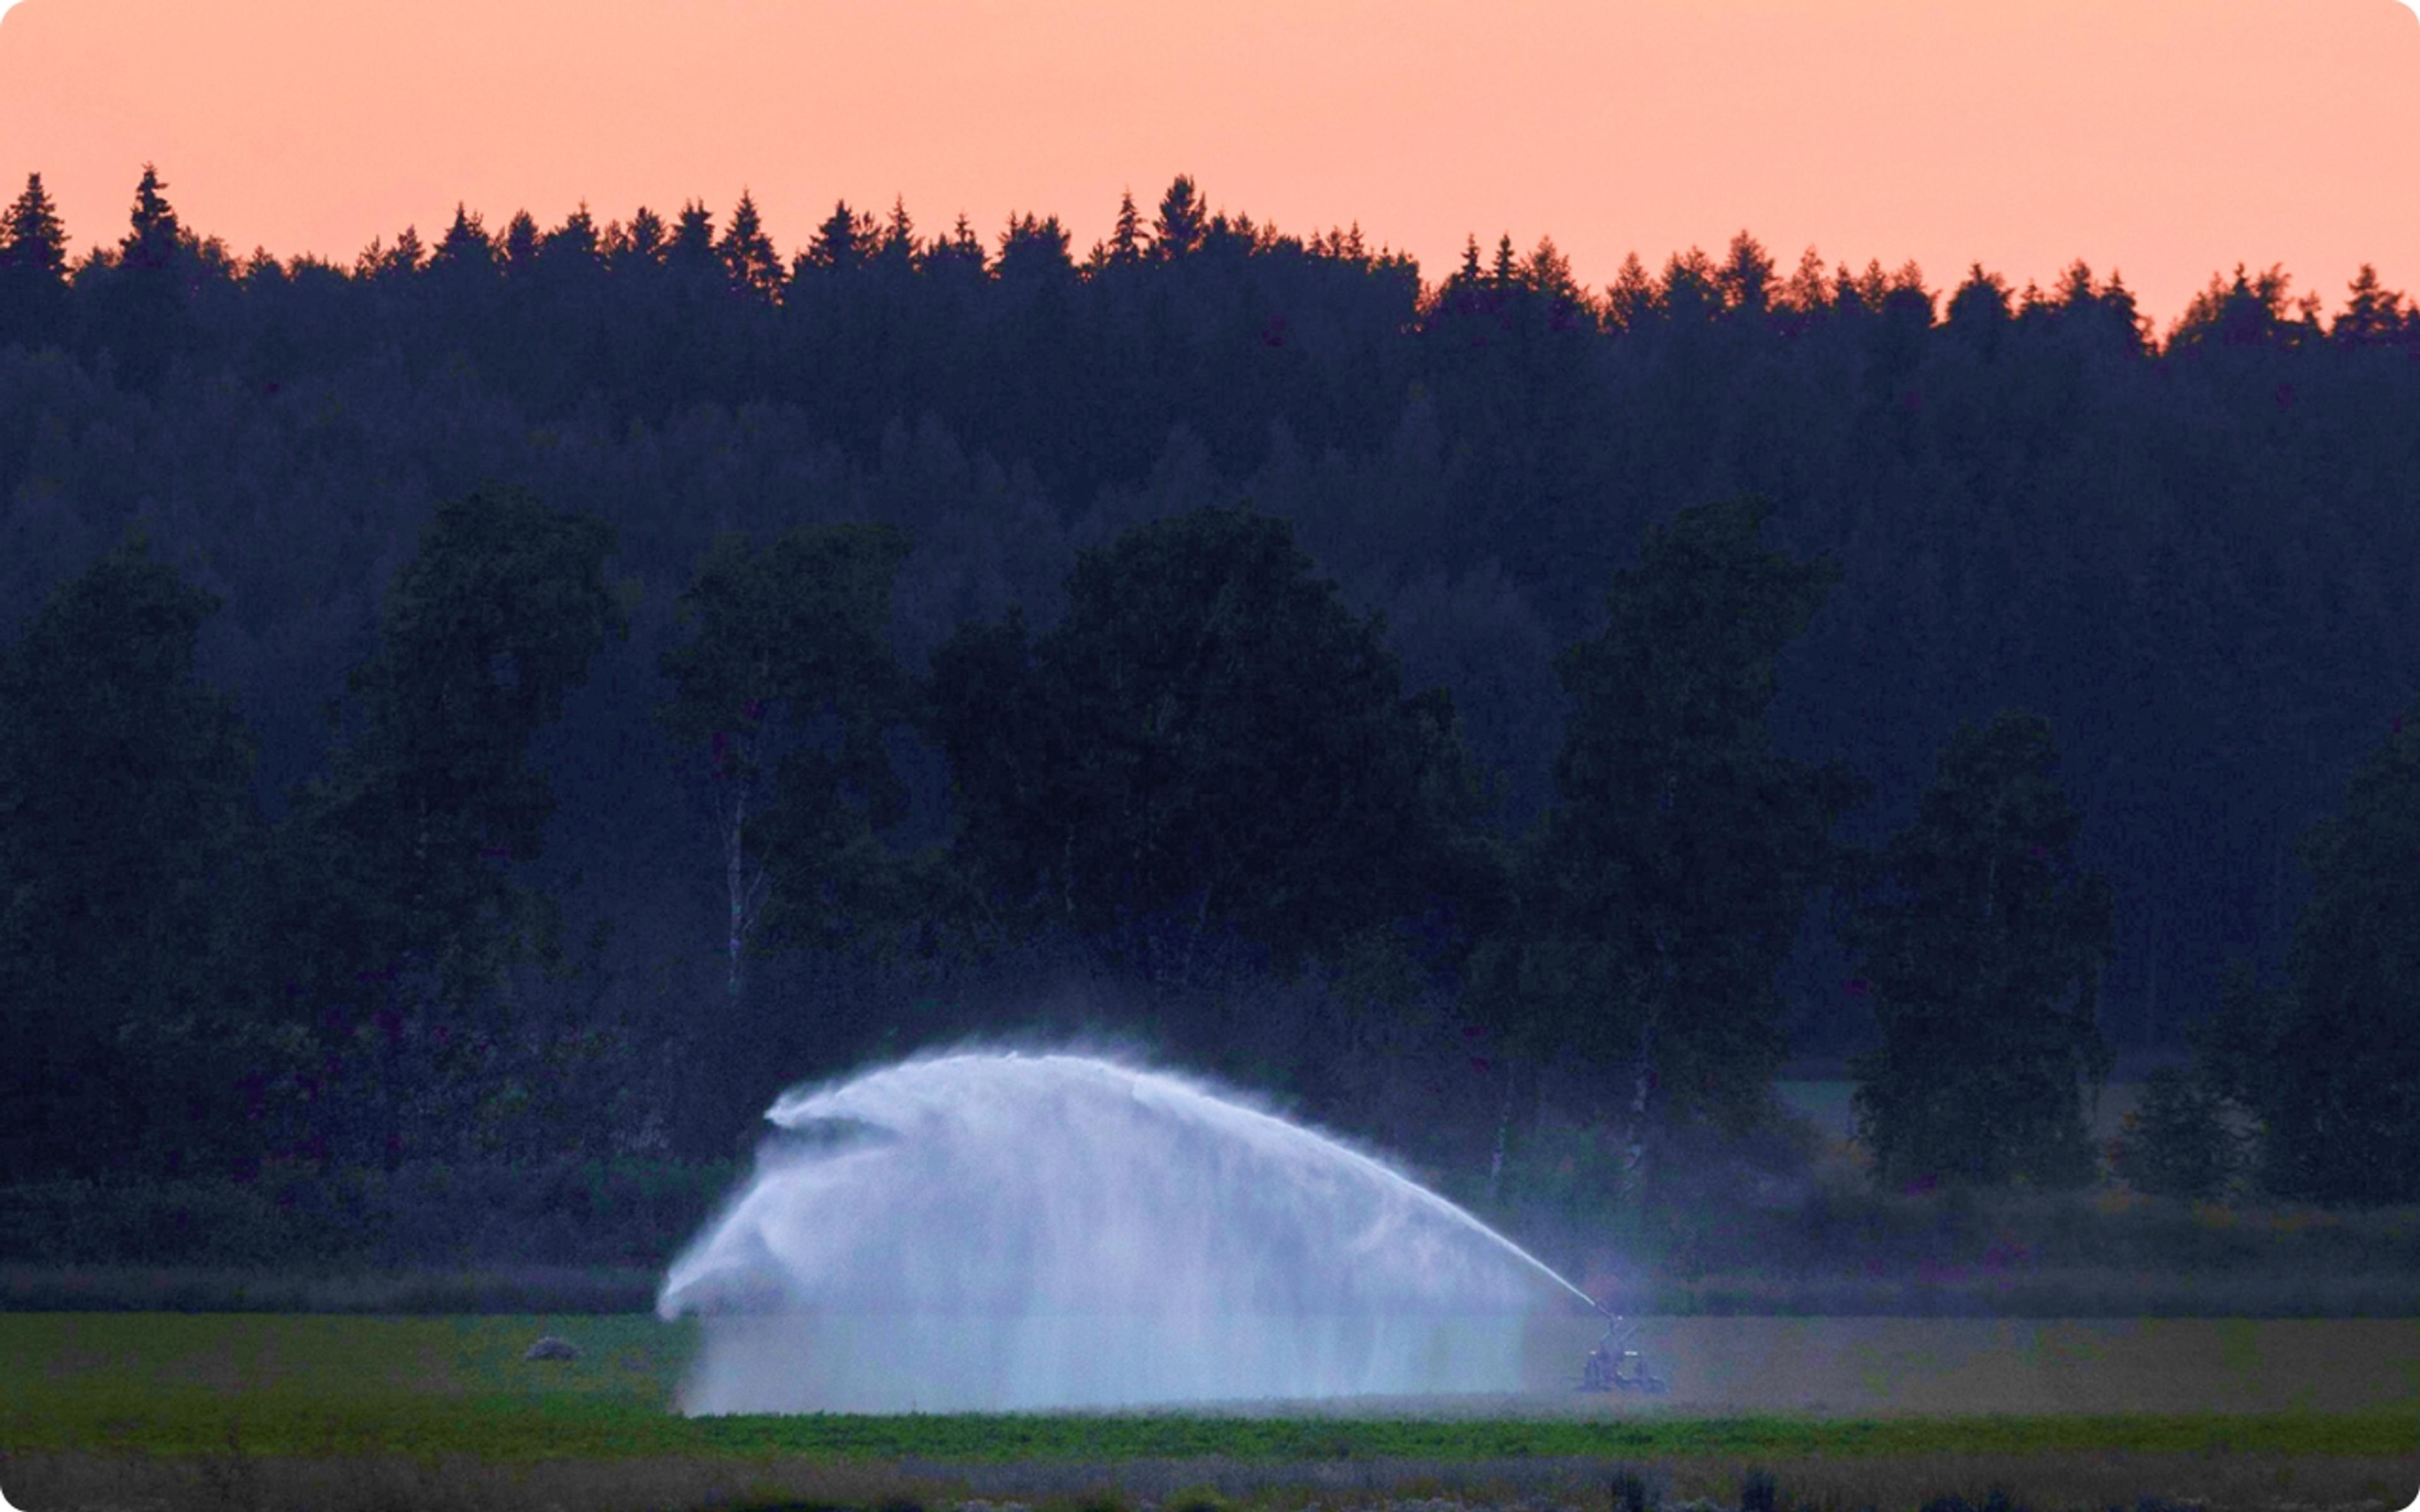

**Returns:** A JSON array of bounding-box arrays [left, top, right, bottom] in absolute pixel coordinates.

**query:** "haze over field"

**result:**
[[2, 0, 2417, 328]]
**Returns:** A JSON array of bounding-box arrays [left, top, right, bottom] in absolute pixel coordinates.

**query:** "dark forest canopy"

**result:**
[[3, 165, 2418, 1200]]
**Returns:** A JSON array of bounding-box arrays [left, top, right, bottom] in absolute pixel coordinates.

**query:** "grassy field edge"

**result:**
[[9, 1398, 2414, 1462], [6, 1446, 2415, 1512]]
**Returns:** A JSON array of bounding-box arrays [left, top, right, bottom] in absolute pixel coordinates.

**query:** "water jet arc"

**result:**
[[658, 1051, 1593, 1412]]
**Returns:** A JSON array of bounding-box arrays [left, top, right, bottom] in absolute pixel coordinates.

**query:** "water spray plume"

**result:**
[[659, 1051, 1599, 1412]]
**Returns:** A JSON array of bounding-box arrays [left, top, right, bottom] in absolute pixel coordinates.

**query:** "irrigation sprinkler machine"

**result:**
[[1576, 1297, 1669, 1395]]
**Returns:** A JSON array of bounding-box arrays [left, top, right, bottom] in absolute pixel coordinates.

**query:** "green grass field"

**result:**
[[3, 1314, 2415, 1511]]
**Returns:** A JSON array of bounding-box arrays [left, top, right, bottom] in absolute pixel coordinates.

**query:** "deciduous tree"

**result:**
[[277, 488, 626, 1082], [1473, 495, 1858, 1196], [1844, 711, 2112, 1189], [0, 540, 263, 1179], [2203, 704, 2420, 1204], [930, 506, 1488, 978]]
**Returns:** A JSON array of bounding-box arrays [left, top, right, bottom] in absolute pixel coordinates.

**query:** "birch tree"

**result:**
[[658, 522, 914, 999]]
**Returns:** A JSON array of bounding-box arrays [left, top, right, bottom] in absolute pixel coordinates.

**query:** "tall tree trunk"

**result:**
[[720, 760, 769, 1000], [724, 786, 746, 998], [1487, 1056, 1516, 1207], [1623, 1014, 1656, 1205]]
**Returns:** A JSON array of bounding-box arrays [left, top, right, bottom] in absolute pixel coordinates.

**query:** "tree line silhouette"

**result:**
[[2, 165, 2416, 1209]]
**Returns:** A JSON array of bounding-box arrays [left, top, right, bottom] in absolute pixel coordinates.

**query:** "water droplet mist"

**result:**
[[657, 1051, 1593, 1412]]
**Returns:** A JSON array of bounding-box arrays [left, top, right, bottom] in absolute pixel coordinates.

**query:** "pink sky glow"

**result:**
[[1, 0, 2416, 329]]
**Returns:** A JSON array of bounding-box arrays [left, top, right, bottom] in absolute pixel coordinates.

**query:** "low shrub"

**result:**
[[1916, 1491, 2031, 1512], [1611, 1465, 1665, 1512], [1738, 1467, 1780, 1512], [2111, 1070, 2247, 1202]]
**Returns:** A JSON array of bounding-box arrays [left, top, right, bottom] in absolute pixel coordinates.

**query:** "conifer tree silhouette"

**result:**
[[667, 200, 718, 282], [996, 212, 1072, 285], [429, 203, 496, 278], [1946, 263, 2014, 357], [1605, 251, 1657, 330], [804, 199, 875, 274], [120, 163, 183, 273], [1153, 175, 1204, 261], [1780, 244, 1831, 317], [1107, 188, 1145, 265], [0, 172, 71, 344], [1490, 233, 1518, 288], [500, 210, 541, 278], [875, 196, 917, 270], [618, 205, 667, 269], [921, 210, 986, 278], [1522, 236, 1583, 311], [544, 203, 601, 268], [390, 224, 427, 273], [1, 172, 69, 282], [1717, 231, 1775, 315], [357, 224, 424, 282], [2334, 263, 2408, 346], [719, 191, 781, 297], [92, 164, 197, 388]]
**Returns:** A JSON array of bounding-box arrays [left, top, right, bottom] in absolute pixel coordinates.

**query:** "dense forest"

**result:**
[[3, 164, 2416, 1217]]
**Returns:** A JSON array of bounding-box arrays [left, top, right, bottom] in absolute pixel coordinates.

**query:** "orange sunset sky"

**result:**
[[0, 0, 2414, 332]]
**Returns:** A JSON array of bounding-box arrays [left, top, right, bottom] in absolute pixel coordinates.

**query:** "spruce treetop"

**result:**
[[0, 172, 69, 279]]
